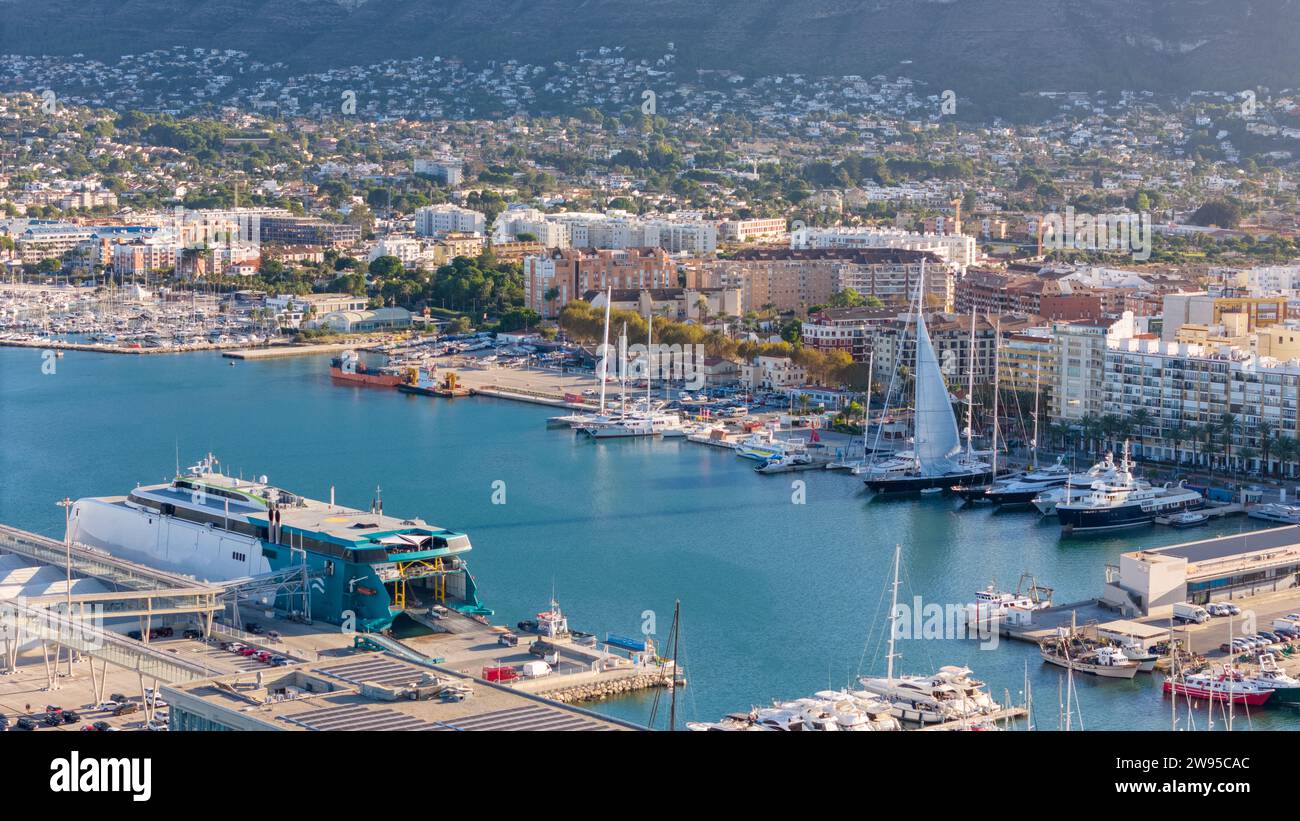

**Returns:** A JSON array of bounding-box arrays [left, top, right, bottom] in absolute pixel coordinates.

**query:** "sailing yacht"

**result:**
[[862, 289, 992, 493], [578, 315, 683, 438], [551, 287, 615, 428], [856, 546, 1001, 726], [963, 457, 1073, 506]]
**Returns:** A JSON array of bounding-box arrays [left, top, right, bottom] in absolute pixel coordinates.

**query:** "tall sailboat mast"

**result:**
[[598, 286, 612, 414], [887, 544, 901, 681], [646, 314, 654, 408], [1031, 351, 1041, 470], [965, 304, 976, 463], [990, 315, 1001, 478], [863, 348, 875, 459], [618, 322, 628, 416]]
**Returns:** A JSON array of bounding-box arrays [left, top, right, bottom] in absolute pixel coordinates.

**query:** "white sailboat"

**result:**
[[862, 264, 993, 493]]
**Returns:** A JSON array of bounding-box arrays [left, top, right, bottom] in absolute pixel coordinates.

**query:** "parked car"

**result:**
[[270, 656, 290, 666], [15, 717, 38, 731], [182, 629, 203, 640], [92, 721, 112, 732], [1221, 638, 1251, 653], [43, 712, 62, 727], [61, 711, 81, 725], [244, 623, 264, 634], [112, 702, 139, 716]]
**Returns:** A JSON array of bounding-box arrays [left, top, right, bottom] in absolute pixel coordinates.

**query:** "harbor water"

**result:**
[[3, 346, 1298, 730]]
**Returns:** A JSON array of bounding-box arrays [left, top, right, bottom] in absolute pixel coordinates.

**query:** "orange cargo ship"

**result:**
[[330, 351, 404, 387]]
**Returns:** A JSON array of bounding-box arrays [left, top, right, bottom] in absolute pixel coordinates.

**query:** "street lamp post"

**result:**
[[56, 497, 73, 618]]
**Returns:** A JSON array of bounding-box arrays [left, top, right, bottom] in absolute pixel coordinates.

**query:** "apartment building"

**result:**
[[801, 307, 901, 363], [998, 332, 1059, 395], [1102, 338, 1300, 467], [259, 217, 361, 249], [718, 217, 787, 243], [1052, 312, 1137, 422], [1161, 293, 1288, 342], [793, 226, 977, 268], [692, 248, 952, 315], [523, 247, 677, 318], [414, 204, 485, 237]]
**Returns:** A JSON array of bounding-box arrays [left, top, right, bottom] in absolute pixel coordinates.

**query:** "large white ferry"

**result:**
[[68, 454, 489, 632]]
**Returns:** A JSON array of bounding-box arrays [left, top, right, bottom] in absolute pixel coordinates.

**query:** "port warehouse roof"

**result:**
[[1129, 525, 1300, 577], [163, 653, 638, 731]]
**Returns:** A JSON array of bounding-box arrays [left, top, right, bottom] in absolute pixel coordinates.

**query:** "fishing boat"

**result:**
[[1120, 641, 1159, 673], [1039, 613, 1140, 679], [1163, 669, 1274, 707], [964, 573, 1054, 631], [1040, 639, 1140, 679], [1056, 443, 1203, 533], [862, 268, 992, 494], [1245, 653, 1300, 704]]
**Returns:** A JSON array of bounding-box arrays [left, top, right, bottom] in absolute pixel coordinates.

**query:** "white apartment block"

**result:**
[[793, 227, 977, 269], [1052, 312, 1136, 422], [1104, 338, 1300, 469], [415, 204, 486, 237], [719, 218, 787, 242], [491, 208, 717, 254]]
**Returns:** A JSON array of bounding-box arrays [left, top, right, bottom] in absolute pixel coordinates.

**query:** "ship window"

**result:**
[[232, 551, 246, 562], [324, 560, 335, 576]]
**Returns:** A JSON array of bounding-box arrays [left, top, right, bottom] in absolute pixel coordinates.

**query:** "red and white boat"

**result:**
[[1163, 670, 1275, 707]]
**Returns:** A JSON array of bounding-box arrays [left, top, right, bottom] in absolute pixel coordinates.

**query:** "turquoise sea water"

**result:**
[[2, 346, 1296, 730]]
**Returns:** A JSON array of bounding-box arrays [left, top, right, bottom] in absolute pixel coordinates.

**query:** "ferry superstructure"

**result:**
[[68, 455, 489, 632]]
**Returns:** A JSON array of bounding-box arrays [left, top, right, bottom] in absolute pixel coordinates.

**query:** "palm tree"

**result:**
[[1258, 420, 1275, 475], [1130, 407, 1153, 455], [1219, 412, 1239, 473], [1168, 422, 1187, 466], [1202, 421, 1221, 474], [1184, 423, 1201, 469], [1276, 435, 1298, 480]]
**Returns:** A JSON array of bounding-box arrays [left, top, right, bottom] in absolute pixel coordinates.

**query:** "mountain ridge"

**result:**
[[2, 0, 1298, 99]]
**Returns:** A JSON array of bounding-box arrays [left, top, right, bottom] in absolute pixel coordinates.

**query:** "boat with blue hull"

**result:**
[[67, 454, 490, 632], [1055, 446, 1203, 534]]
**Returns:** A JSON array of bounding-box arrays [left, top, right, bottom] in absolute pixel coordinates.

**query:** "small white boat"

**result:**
[[1248, 503, 1300, 524], [1166, 511, 1209, 529]]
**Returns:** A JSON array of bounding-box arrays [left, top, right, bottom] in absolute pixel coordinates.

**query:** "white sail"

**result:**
[[911, 305, 963, 472]]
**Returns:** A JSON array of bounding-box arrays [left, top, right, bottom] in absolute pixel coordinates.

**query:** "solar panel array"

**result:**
[[316, 656, 432, 687], [301, 656, 621, 730], [432, 704, 616, 731], [283, 703, 446, 731]]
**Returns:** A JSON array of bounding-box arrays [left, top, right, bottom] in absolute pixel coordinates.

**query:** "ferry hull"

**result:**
[[1057, 498, 1202, 532]]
